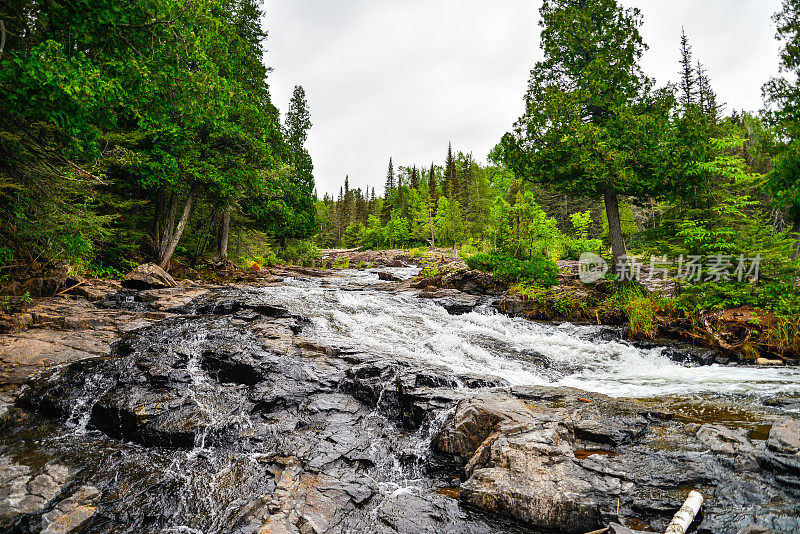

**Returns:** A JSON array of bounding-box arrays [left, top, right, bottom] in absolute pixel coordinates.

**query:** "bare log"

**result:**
[[664, 490, 703, 534]]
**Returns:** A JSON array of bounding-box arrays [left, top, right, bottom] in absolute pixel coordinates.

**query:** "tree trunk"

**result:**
[[152, 185, 197, 270], [213, 203, 232, 267], [604, 187, 627, 276], [792, 215, 800, 261]]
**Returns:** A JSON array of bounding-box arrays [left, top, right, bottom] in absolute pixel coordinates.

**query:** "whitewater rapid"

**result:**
[[257, 268, 800, 403]]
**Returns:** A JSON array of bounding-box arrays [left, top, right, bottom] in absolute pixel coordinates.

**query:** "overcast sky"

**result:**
[[265, 0, 783, 196]]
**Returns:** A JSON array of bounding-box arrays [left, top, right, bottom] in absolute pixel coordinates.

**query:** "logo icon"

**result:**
[[578, 252, 608, 284]]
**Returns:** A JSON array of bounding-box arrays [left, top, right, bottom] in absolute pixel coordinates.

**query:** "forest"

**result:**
[[0, 0, 318, 279], [1, 0, 800, 349]]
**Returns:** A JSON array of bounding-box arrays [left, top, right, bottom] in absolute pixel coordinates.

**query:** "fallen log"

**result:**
[[664, 490, 703, 534]]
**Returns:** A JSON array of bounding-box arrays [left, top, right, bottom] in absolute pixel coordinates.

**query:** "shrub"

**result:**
[[610, 284, 660, 338], [464, 252, 558, 287]]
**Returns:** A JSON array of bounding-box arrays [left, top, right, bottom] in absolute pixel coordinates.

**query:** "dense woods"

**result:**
[[0, 0, 316, 278]]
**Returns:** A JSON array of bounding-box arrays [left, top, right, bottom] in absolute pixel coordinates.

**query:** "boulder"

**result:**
[[377, 271, 402, 282], [122, 263, 177, 290], [767, 419, 800, 455]]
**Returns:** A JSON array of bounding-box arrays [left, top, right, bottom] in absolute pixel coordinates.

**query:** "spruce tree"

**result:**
[[697, 61, 723, 123], [678, 28, 697, 108], [384, 157, 396, 194], [428, 163, 438, 206], [411, 165, 420, 189], [445, 143, 458, 200]]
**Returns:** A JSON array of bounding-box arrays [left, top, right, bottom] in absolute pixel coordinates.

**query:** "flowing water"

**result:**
[[1, 268, 799, 533], [264, 268, 800, 407]]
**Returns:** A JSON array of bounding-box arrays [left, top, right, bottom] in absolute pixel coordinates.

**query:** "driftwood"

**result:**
[[582, 528, 610, 534], [664, 490, 703, 534], [55, 280, 88, 296]]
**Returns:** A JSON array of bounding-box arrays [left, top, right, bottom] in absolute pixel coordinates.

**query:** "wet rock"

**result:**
[[122, 263, 177, 290], [441, 269, 500, 295], [201, 349, 264, 385], [40, 485, 101, 534], [763, 397, 800, 410], [609, 523, 649, 534], [0, 459, 72, 526], [696, 424, 759, 471], [90, 386, 210, 448], [736, 525, 773, 534], [418, 289, 480, 315], [374, 490, 494, 534], [433, 391, 800, 533], [378, 271, 402, 282], [491, 297, 524, 317]]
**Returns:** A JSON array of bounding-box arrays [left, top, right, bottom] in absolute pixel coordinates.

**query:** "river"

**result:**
[[0, 268, 798, 533]]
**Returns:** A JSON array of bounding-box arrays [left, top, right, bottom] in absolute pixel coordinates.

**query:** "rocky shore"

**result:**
[[0, 262, 798, 533]]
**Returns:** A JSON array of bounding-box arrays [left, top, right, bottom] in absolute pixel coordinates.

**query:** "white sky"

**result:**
[[265, 0, 783, 195]]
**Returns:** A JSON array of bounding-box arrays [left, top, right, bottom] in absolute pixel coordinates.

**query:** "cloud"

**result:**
[[266, 0, 782, 195]]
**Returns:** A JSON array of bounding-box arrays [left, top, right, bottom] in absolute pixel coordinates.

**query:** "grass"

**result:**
[[333, 258, 351, 269], [609, 285, 661, 339]]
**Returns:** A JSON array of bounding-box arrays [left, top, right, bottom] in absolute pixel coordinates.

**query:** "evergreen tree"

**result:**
[[763, 0, 800, 257], [678, 28, 697, 108], [248, 85, 317, 247], [496, 0, 674, 272], [445, 143, 458, 200], [384, 157, 396, 194], [411, 165, 420, 189], [428, 163, 439, 206], [696, 61, 723, 123]]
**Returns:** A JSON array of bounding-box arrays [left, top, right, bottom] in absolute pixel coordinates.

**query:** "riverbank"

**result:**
[[1, 268, 799, 533]]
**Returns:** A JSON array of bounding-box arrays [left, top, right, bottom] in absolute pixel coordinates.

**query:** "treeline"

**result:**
[[0, 0, 317, 278], [318, 0, 800, 285]]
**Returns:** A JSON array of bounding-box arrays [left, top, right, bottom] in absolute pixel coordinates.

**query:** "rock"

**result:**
[[0, 459, 72, 526], [763, 397, 800, 410], [767, 419, 800, 455], [696, 424, 758, 471], [90, 386, 209, 448], [697, 424, 755, 455], [609, 523, 650, 534], [417, 289, 480, 315], [122, 263, 177, 290], [757, 358, 783, 366], [71, 279, 122, 300], [40, 485, 101, 534], [736, 525, 773, 534], [377, 271, 402, 282]]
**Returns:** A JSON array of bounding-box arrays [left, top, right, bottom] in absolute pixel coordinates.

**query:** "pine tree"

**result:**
[[697, 61, 723, 123], [384, 157, 396, 194], [411, 165, 419, 189], [445, 143, 458, 200], [678, 28, 697, 108], [428, 163, 438, 206]]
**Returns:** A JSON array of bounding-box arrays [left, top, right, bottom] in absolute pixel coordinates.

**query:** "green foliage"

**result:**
[[278, 240, 320, 266], [610, 285, 660, 338], [419, 264, 440, 279], [464, 252, 558, 287]]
